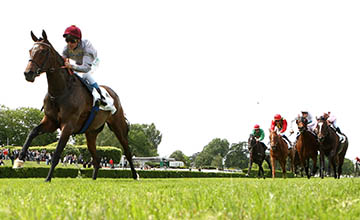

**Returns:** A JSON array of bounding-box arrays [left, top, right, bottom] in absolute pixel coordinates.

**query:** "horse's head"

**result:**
[[24, 30, 54, 82], [296, 116, 308, 132], [269, 129, 279, 149], [248, 134, 256, 151], [314, 116, 329, 143]]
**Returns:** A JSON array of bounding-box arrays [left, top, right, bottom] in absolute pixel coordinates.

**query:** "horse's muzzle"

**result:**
[[24, 71, 36, 82]]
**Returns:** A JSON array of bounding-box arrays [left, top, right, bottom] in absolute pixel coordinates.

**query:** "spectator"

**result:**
[[109, 158, 114, 169]]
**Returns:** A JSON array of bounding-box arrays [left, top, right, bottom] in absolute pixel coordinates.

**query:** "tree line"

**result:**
[[0, 105, 355, 175]]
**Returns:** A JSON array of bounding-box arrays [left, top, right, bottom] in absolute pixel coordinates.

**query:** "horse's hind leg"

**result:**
[[85, 132, 101, 180], [107, 118, 138, 180]]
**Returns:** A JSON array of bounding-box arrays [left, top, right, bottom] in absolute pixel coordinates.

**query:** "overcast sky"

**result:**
[[1, 0, 359, 161]]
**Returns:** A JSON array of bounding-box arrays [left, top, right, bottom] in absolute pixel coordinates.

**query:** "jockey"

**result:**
[[323, 111, 345, 142], [62, 25, 106, 106], [251, 124, 265, 142], [270, 114, 292, 146], [290, 110, 316, 134]]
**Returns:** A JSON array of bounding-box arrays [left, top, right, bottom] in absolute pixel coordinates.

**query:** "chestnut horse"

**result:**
[[269, 129, 288, 178], [294, 117, 319, 179], [18, 30, 138, 182], [315, 117, 348, 179], [246, 134, 272, 178]]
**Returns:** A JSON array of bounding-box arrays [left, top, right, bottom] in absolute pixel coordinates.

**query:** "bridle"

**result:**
[[28, 42, 61, 75]]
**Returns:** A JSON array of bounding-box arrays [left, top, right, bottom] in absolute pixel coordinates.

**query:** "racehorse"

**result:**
[[294, 117, 319, 178], [315, 116, 348, 179], [17, 30, 138, 182], [246, 134, 272, 178], [269, 129, 288, 178]]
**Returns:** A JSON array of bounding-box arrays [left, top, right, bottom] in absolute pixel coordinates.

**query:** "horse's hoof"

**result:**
[[245, 174, 249, 177], [44, 179, 51, 183], [13, 159, 24, 169]]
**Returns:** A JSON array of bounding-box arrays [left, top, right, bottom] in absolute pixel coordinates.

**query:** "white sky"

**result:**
[[1, 0, 359, 161]]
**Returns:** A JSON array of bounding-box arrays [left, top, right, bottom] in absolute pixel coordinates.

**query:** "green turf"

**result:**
[[0, 178, 359, 220]]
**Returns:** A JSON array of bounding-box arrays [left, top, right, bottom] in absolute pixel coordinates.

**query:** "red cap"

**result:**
[[254, 124, 260, 129], [63, 25, 82, 39], [274, 114, 282, 120]]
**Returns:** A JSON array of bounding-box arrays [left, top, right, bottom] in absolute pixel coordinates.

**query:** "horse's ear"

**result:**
[[42, 30, 48, 41], [31, 31, 38, 42]]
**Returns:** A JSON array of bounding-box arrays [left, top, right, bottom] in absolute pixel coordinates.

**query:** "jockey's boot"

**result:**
[[336, 127, 345, 143], [282, 135, 293, 147], [92, 83, 107, 106]]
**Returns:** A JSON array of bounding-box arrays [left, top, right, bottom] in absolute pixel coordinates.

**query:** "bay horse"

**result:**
[[269, 129, 288, 178], [17, 30, 138, 182], [246, 134, 272, 178], [294, 116, 319, 179], [315, 116, 348, 179]]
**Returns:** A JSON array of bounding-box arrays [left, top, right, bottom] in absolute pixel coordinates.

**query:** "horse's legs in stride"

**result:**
[[85, 132, 101, 180], [19, 119, 57, 161], [246, 158, 253, 177], [320, 151, 325, 179], [45, 127, 72, 182], [311, 153, 318, 176], [329, 152, 338, 179], [265, 155, 272, 177], [107, 121, 138, 180], [259, 164, 265, 179], [280, 160, 287, 179], [270, 156, 276, 178], [305, 158, 310, 179]]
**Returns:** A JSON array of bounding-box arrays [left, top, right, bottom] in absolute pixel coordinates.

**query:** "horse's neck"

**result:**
[[45, 50, 73, 97], [46, 68, 72, 97]]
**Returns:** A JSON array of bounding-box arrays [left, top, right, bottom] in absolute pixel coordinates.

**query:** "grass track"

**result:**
[[0, 178, 359, 219]]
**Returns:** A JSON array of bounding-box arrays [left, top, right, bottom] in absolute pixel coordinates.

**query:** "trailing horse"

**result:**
[[294, 116, 319, 178], [315, 117, 348, 179], [17, 30, 138, 182], [246, 134, 272, 178], [269, 129, 288, 178]]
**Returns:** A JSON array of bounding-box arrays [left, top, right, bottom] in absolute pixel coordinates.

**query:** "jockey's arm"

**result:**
[[280, 120, 287, 133], [70, 54, 93, 73]]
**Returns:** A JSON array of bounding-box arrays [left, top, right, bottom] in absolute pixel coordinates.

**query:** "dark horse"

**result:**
[[269, 129, 288, 178], [294, 117, 319, 179], [315, 117, 348, 179], [246, 134, 272, 178], [17, 30, 138, 182]]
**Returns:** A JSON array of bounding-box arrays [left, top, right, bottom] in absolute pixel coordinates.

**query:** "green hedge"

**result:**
[[242, 168, 295, 178], [0, 167, 244, 178], [80, 169, 245, 178], [0, 167, 78, 178], [6, 144, 122, 163]]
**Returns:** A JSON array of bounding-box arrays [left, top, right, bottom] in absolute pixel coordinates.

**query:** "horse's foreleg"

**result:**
[[305, 158, 310, 179], [265, 155, 272, 177], [259, 164, 265, 179], [18, 117, 57, 162], [320, 151, 325, 179], [85, 132, 101, 180], [45, 126, 72, 182], [311, 153, 318, 176], [270, 156, 276, 178], [246, 158, 253, 177], [280, 160, 287, 179], [329, 152, 338, 179]]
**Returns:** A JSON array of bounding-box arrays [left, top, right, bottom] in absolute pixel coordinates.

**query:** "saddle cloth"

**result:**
[[74, 74, 117, 115], [91, 87, 117, 114]]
